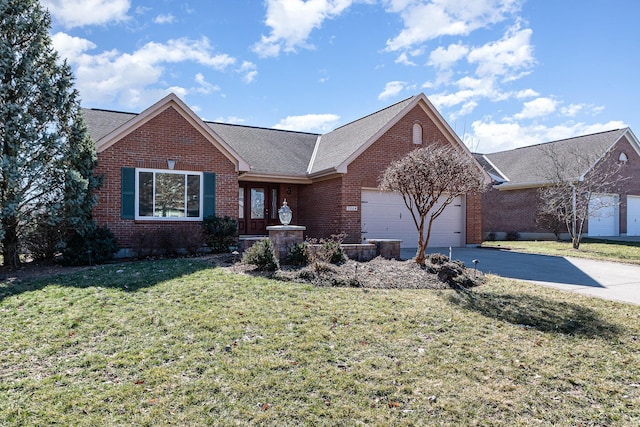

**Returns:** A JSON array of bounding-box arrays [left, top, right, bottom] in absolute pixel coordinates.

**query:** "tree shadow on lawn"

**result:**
[[447, 289, 621, 338], [0, 256, 224, 303]]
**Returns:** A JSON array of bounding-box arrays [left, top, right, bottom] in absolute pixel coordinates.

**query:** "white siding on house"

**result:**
[[627, 195, 640, 236], [588, 194, 620, 237]]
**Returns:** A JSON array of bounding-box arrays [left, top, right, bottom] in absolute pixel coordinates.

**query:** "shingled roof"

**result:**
[[206, 122, 318, 177], [80, 92, 479, 181], [479, 128, 633, 189], [308, 96, 416, 175]]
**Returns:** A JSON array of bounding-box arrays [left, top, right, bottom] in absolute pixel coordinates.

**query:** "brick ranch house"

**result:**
[[476, 128, 640, 240], [82, 93, 489, 257]]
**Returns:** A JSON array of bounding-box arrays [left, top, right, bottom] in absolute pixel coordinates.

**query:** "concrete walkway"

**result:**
[[400, 247, 640, 305]]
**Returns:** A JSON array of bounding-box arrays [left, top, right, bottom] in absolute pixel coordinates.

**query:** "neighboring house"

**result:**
[[476, 128, 640, 240], [83, 93, 488, 256]]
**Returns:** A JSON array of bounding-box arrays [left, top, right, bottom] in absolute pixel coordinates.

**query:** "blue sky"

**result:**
[[43, 0, 639, 153]]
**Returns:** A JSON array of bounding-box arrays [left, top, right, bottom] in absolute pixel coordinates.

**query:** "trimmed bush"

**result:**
[[242, 239, 278, 271], [286, 242, 309, 266], [61, 225, 118, 266], [202, 215, 238, 253]]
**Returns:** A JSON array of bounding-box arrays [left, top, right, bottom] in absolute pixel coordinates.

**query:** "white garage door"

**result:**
[[361, 190, 464, 248], [588, 194, 619, 236], [628, 195, 640, 236]]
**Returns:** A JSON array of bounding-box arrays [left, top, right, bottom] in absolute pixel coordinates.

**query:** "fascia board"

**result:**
[[95, 93, 251, 172]]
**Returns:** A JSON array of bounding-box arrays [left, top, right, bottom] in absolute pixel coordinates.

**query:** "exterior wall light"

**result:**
[[167, 159, 176, 170], [278, 199, 292, 225]]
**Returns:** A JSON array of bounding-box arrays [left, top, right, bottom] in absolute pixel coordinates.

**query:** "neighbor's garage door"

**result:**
[[588, 193, 619, 236], [361, 190, 464, 248], [627, 195, 640, 236]]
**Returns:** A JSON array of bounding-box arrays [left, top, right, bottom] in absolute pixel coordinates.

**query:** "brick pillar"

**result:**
[[267, 225, 307, 263]]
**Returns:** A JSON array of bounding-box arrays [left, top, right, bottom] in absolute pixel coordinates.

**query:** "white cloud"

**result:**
[[395, 52, 416, 66], [467, 26, 534, 79], [154, 14, 175, 24], [238, 61, 258, 83], [428, 42, 469, 69], [515, 88, 539, 99], [430, 76, 498, 108], [253, 0, 354, 57], [513, 97, 557, 120], [194, 73, 220, 95], [215, 116, 246, 125], [58, 35, 237, 108], [471, 119, 628, 153], [41, 0, 131, 28], [51, 32, 96, 61], [274, 114, 341, 133], [385, 0, 522, 51], [378, 81, 406, 100]]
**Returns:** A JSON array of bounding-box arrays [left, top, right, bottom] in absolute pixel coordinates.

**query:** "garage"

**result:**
[[588, 194, 619, 236], [628, 196, 640, 236], [361, 189, 464, 248]]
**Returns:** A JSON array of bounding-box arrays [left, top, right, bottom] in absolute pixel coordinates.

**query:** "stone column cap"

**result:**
[[266, 225, 306, 231]]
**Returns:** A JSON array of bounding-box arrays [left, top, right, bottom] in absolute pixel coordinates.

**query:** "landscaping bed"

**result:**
[[228, 254, 486, 289]]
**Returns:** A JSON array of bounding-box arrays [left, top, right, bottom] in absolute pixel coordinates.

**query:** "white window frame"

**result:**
[[412, 123, 423, 145], [135, 168, 204, 221]]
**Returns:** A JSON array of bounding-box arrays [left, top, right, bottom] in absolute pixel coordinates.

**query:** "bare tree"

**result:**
[[537, 144, 626, 250], [379, 145, 486, 264]]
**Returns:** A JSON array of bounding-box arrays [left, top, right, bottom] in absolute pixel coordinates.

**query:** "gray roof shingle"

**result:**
[[482, 128, 629, 187], [308, 96, 416, 174], [81, 96, 419, 177], [82, 108, 136, 142], [206, 122, 318, 176]]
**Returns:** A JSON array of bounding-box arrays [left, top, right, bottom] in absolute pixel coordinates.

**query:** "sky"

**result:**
[[42, 0, 640, 154]]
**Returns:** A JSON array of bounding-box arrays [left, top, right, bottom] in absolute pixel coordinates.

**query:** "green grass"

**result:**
[[482, 239, 640, 264], [1, 258, 639, 426]]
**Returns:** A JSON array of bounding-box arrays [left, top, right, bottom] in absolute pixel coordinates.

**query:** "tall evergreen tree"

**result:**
[[1, 0, 99, 268]]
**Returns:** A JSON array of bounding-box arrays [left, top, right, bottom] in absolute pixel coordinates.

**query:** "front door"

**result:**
[[239, 184, 279, 235]]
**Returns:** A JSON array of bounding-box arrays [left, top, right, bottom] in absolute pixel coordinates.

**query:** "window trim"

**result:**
[[134, 168, 204, 221], [412, 122, 423, 145]]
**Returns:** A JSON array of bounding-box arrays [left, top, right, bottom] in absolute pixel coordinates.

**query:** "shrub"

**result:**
[[286, 242, 309, 266], [202, 215, 238, 253], [505, 231, 520, 241], [24, 219, 63, 261], [61, 225, 118, 266], [242, 239, 278, 271], [306, 232, 347, 266], [428, 253, 450, 265]]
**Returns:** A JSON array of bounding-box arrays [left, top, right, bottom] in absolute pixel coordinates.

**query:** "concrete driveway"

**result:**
[[400, 247, 640, 305]]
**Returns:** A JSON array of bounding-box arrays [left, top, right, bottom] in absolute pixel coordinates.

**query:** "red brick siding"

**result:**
[[337, 104, 481, 244], [93, 106, 238, 250], [585, 136, 640, 234], [482, 187, 544, 234], [297, 177, 342, 240]]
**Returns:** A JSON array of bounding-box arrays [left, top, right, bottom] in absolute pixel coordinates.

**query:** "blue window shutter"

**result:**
[[121, 167, 135, 219], [203, 172, 216, 218]]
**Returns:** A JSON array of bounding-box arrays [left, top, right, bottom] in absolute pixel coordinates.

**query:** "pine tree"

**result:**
[[1, 0, 99, 268]]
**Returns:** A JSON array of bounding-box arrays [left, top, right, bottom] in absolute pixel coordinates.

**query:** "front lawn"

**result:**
[[482, 239, 640, 265], [1, 258, 639, 426]]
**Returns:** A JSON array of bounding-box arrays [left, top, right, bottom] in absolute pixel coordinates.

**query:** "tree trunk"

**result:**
[[415, 218, 427, 265], [1, 217, 20, 269], [572, 235, 580, 250]]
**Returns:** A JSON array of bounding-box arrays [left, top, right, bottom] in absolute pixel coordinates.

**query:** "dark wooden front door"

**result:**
[[239, 183, 279, 235]]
